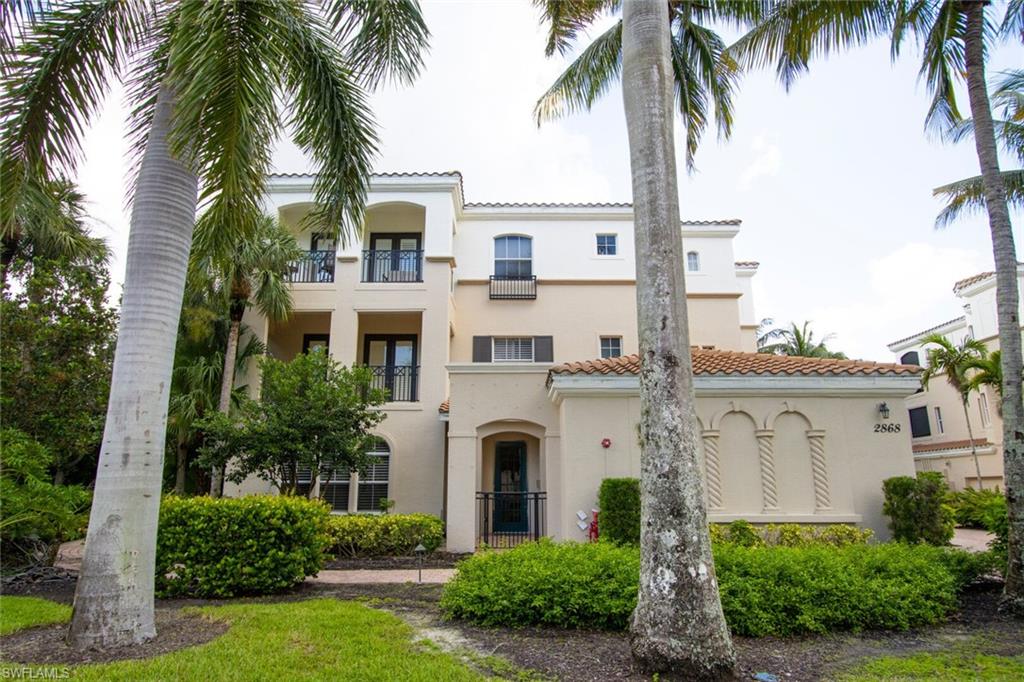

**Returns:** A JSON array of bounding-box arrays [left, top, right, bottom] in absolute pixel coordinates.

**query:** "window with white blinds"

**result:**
[[493, 337, 534, 362], [357, 439, 390, 512]]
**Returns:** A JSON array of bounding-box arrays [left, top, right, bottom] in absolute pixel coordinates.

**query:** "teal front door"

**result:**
[[493, 441, 527, 533]]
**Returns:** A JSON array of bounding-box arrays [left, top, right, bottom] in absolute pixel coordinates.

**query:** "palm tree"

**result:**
[[190, 216, 300, 497], [2, 175, 107, 289], [538, 1, 735, 676], [966, 349, 1004, 399], [920, 333, 988, 489], [933, 69, 1024, 227], [733, 0, 1024, 614], [1, 0, 428, 649], [759, 321, 848, 359]]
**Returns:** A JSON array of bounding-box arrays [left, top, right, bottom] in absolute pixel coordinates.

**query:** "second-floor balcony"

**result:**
[[362, 249, 423, 283], [287, 250, 335, 284], [366, 364, 419, 402]]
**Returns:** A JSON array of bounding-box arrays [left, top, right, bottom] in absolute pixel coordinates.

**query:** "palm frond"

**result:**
[[916, 0, 966, 133], [933, 169, 1024, 228], [0, 0, 153, 231], [325, 0, 430, 88], [271, 1, 378, 247], [534, 0, 619, 57], [534, 19, 622, 124], [1003, 0, 1024, 41]]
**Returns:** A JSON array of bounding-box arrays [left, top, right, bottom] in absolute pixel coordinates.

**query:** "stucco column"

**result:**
[[543, 432, 561, 540], [755, 429, 779, 512], [446, 432, 478, 553], [701, 430, 724, 510], [329, 302, 359, 366], [806, 429, 832, 511]]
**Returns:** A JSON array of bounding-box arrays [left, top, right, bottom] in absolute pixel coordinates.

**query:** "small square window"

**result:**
[[600, 336, 622, 359], [596, 234, 617, 256]]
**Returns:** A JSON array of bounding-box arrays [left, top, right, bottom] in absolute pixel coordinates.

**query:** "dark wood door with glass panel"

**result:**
[[493, 441, 528, 533], [365, 233, 422, 282], [363, 334, 417, 401]]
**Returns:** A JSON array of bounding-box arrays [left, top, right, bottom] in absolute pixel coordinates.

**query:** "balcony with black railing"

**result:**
[[366, 365, 419, 402], [477, 491, 547, 548], [489, 275, 537, 300], [361, 249, 423, 283], [287, 250, 335, 283]]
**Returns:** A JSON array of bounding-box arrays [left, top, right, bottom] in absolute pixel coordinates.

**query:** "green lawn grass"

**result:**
[[1, 597, 485, 681], [837, 649, 1024, 681], [0, 596, 71, 635]]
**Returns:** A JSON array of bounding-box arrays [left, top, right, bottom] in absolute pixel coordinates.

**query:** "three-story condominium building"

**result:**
[[228, 171, 922, 550]]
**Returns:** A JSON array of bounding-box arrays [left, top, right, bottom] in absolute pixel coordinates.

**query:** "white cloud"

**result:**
[[737, 135, 781, 190]]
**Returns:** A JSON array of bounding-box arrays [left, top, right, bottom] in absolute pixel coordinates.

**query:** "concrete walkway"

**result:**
[[952, 527, 995, 553], [309, 568, 456, 585]]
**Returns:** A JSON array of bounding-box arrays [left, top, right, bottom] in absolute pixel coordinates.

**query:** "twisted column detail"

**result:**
[[755, 429, 779, 511], [807, 429, 831, 511], [701, 430, 723, 510]]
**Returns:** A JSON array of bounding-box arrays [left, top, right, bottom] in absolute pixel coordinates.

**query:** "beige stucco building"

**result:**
[[888, 265, 1024, 491], [228, 171, 922, 550]]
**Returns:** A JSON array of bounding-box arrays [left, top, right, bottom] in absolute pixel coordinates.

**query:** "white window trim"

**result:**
[[595, 233, 619, 258], [356, 441, 390, 513], [599, 335, 623, 359], [493, 235, 533, 277], [934, 406, 944, 434], [686, 250, 701, 272], [493, 336, 535, 362], [979, 393, 991, 427]]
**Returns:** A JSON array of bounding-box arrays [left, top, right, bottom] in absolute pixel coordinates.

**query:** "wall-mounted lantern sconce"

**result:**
[[878, 402, 890, 420]]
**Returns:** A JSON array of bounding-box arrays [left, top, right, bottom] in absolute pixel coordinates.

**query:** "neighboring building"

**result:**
[[887, 264, 1024, 491], [228, 171, 921, 550]]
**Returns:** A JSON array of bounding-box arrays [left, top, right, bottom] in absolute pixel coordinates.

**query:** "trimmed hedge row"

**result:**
[[441, 540, 983, 636], [156, 495, 331, 598], [882, 472, 955, 545], [597, 478, 640, 546], [327, 513, 445, 557]]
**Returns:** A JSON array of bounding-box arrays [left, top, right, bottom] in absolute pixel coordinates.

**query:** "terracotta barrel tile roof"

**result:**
[[912, 438, 991, 454], [438, 399, 450, 414], [953, 263, 1024, 293], [734, 261, 760, 268], [549, 348, 922, 378]]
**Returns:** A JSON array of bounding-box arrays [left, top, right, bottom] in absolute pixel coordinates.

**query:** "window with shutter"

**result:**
[[493, 337, 534, 362], [908, 406, 931, 438]]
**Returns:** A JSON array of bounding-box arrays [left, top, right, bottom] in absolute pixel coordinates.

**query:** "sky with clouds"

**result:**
[[73, 1, 1022, 362]]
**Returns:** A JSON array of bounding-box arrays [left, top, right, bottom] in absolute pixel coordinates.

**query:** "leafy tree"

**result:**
[[537, 0, 736, 676], [758, 321, 848, 359], [733, 0, 1024, 613], [198, 350, 387, 496], [1, 175, 107, 289], [1, 0, 428, 648], [189, 215, 301, 496], [920, 333, 988, 490], [0, 428, 91, 568], [0, 255, 117, 484], [933, 69, 1024, 227]]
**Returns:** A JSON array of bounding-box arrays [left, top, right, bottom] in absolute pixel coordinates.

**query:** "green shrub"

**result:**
[[441, 540, 639, 629], [0, 428, 90, 566], [949, 488, 1006, 529], [882, 472, 955, 545], [156, 495, 331, 598], [724, 519, 764, 547], [597, 478, 640, 546], [711, 522, 872, 548], [441, 541, 963, 636], [327, 513, 444, 557]]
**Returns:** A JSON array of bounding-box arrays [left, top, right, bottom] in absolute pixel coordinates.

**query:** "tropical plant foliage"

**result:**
[[198, 350, 388, 494], [0, 255, 117, 484], [758, 320, 848, 359]]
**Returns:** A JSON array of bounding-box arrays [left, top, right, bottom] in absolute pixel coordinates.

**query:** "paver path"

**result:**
[[952, 527, 995, 553], [309, 568, 456, 585]]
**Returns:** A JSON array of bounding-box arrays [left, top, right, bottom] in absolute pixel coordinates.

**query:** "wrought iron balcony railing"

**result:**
[[366, 364, 419, 402], [287, 250, 335, 283], [361, 249, 423, 283], [489, 275, 537, 300]]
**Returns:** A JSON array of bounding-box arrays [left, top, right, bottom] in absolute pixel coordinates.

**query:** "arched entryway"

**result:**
[[476, 421, 547, 548]]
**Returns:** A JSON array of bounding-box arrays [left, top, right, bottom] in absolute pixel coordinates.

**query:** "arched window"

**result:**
[[686, 251, 700, 272], [357, 438, 390, 512], [899, 351, 920, 366], [494, 235, 532, 278]]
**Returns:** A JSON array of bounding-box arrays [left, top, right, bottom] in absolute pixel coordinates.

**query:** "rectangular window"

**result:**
[[979, 393, 991, 427], [934, 406, 944, 434], [596, 234, 617, 256], [357, 441, 390, 512], [686, 251, 700, 272], [493, 337, 534, 362], [908, 406, 931, 438], [600, 336, 622, 359]]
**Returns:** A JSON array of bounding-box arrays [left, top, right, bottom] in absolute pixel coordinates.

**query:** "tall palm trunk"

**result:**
[[210, 302, 242, 498], [175, 431, 188, 495], [67, 85, 197, 649], [960, 396, 984, 489], [963, 0, 1024, 611], [621, 1, 734, 677]]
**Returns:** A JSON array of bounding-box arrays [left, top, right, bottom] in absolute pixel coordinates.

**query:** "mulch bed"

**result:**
[[0, 609, 228, 665], [324, 552, 470, 570]]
